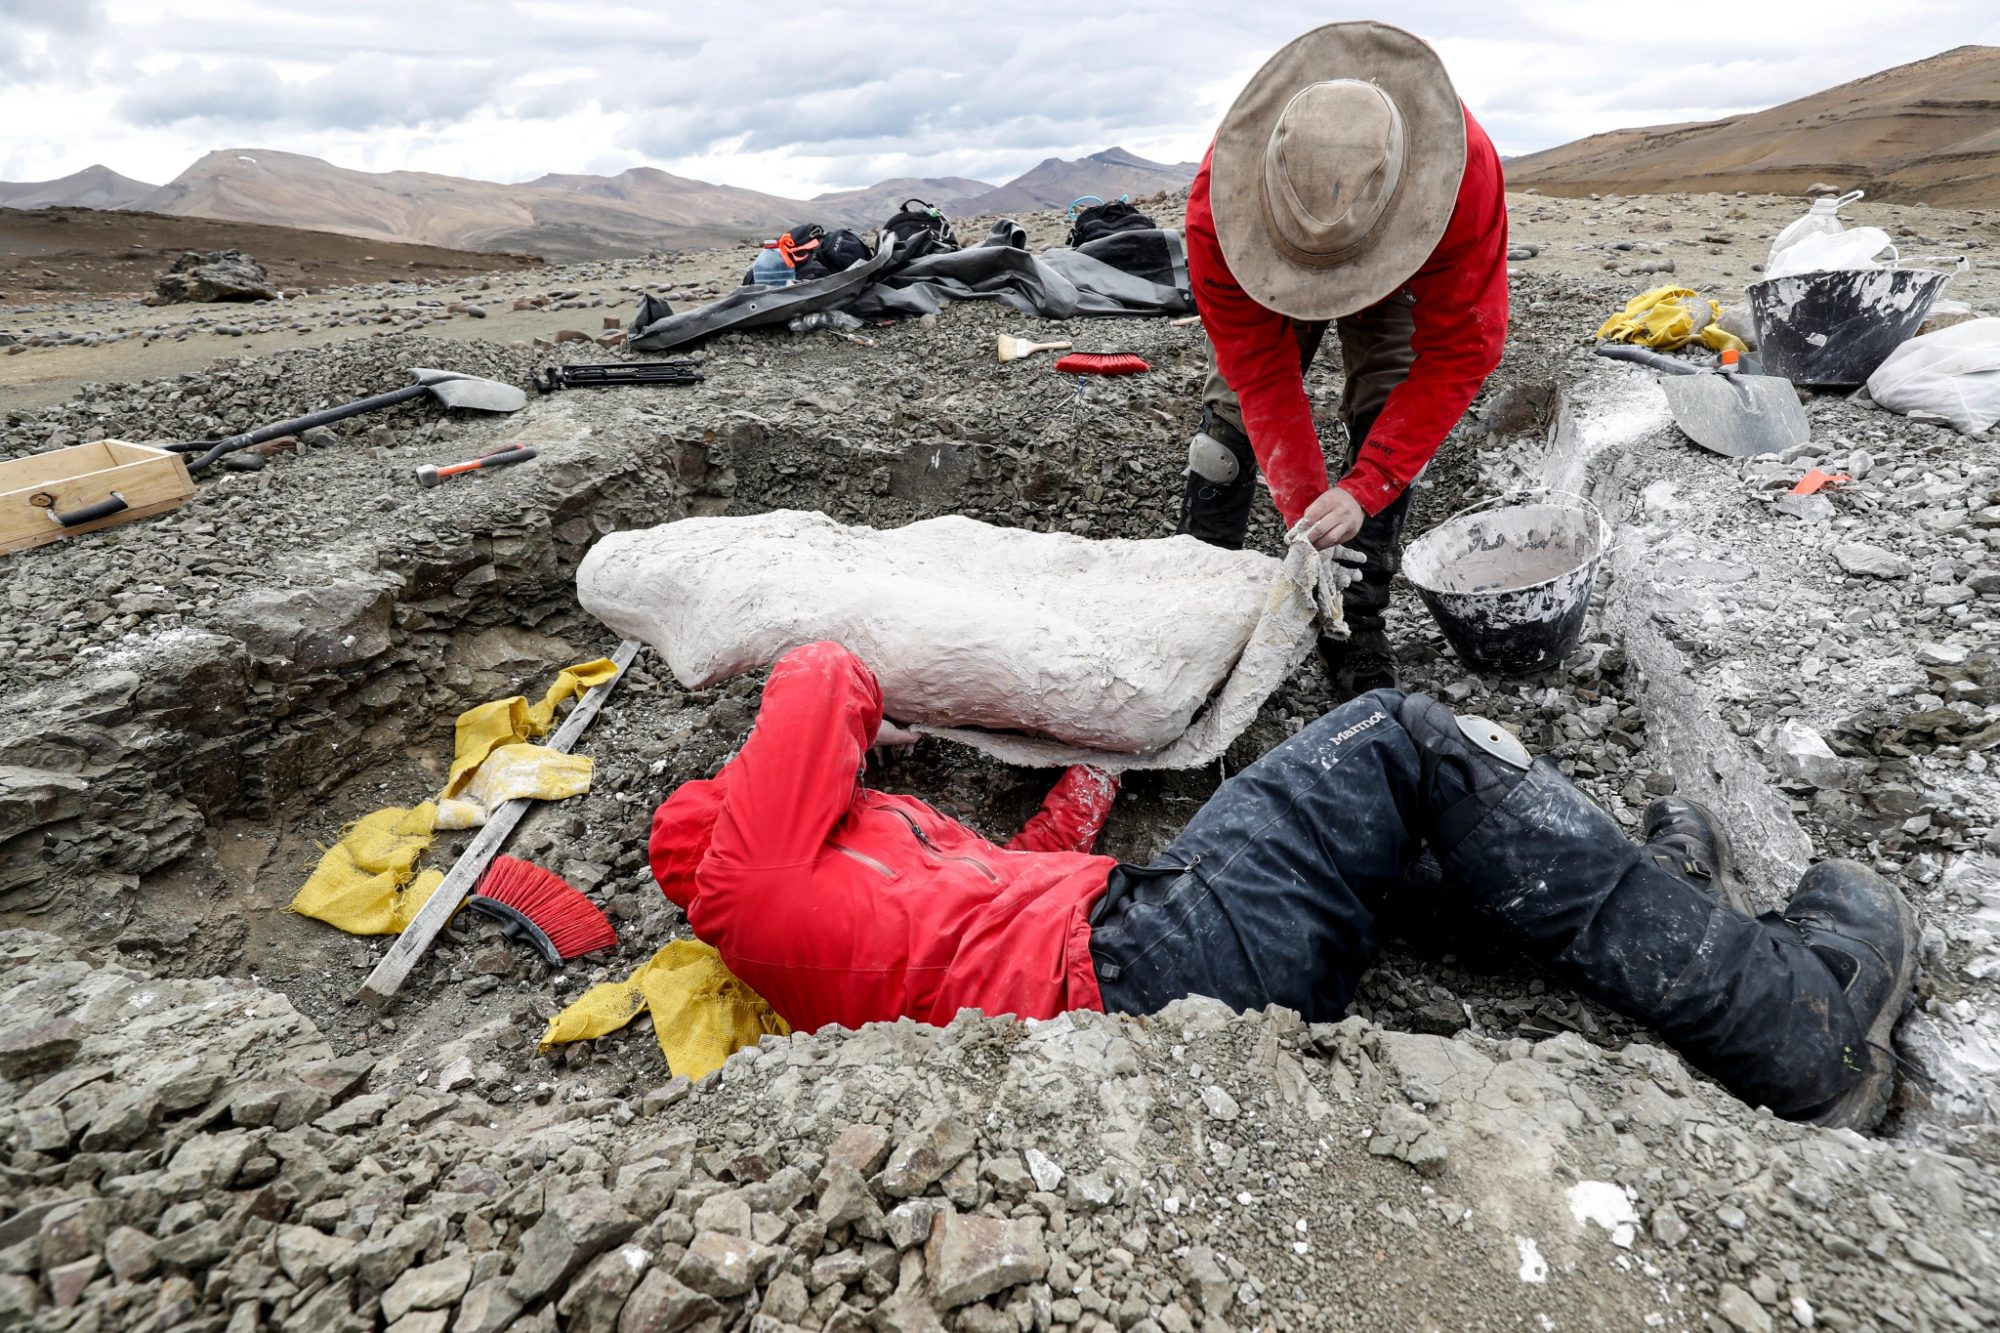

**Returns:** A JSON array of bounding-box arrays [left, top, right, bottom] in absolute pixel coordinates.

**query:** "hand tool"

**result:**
[[1594, 344, 1809, 457], [997, 334, 1073, 363], [171, 368, 528, 474], [416, 445, 536, 487], [464, 856, 617, 964]]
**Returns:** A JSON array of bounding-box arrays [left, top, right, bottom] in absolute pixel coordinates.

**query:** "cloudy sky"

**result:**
[[2, 1, 1996, 196]]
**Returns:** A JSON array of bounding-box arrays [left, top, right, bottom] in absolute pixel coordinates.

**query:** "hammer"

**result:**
[[416, 445, 537, 488]]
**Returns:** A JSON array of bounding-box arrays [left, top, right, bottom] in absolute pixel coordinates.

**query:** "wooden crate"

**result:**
[[1, 439, 195, 556]]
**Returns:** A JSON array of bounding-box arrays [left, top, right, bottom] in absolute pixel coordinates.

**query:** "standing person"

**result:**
[[1177, 21, 1510, 694], [650, 641, 1919, 1132]]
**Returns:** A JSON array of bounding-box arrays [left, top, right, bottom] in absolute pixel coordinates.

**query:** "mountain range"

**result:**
[[0, 148, 1198, 262], [1506, 45, 2000, 205]]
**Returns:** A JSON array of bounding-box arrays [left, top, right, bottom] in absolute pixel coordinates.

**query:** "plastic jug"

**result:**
[[1767, 190, 1864, 274], [750, 244, 793, 288]]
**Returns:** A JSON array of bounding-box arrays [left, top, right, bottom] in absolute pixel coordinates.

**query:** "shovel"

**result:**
[[174, 368, 528, 474], [1593, 344, 1809, 457]]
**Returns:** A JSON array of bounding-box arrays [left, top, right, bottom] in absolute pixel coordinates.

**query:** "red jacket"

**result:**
[[1185, 103, 1509, 524], [648, 642, 1120, 1034]]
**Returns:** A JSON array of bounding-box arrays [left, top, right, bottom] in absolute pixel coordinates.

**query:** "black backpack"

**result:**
[[881, 199, 959, 259], [1068, 198, 1156, 248], [795, 227, 873, 280]]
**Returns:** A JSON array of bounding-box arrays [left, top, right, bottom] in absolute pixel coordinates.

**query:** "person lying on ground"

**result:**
[[1176, 21, 1509, 697], [648, 641, 1918, 1131]]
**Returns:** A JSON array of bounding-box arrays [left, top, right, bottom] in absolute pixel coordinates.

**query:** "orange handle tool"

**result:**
[[416, 446, 536, 488]]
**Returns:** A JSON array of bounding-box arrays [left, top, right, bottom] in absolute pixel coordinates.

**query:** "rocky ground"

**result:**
[[1, 191, 1998, 1332]]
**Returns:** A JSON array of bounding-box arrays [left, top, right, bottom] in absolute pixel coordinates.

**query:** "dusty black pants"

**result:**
[[1088, 691, 1866, 1116]]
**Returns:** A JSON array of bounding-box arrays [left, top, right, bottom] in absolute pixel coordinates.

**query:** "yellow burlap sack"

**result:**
[[289, 658, 619, 934], [1597, 285, 1749, 355], [539, 941, 791, 1080]]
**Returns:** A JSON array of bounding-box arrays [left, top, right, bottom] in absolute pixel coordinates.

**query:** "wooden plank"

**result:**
[[358, 638, 641, 1009], [1, 441, 194, 556], [0, 440, 118, 487]]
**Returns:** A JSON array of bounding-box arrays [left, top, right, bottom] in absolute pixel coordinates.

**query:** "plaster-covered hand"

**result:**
[[1295, 487, 1366, 549]]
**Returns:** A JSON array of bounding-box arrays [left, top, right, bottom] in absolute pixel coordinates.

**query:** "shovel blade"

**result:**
[[408, 367, 528, 413], [1656, 373, 1809, 458]]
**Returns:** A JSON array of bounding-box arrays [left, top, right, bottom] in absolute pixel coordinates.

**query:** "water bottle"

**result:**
[[750, 244, 792, 288]]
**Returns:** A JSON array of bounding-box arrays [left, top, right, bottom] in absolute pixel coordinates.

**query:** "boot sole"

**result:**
[[1811, 875, 1920, 1133]]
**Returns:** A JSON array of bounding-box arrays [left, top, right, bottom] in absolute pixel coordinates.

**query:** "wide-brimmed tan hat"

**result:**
[[1212, 21, 1466, 322]]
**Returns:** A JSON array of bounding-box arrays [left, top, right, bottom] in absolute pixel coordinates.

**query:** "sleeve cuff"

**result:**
[[1336, 469, 1401, 517]]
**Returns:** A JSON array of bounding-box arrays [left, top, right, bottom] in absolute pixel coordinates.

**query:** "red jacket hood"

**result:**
[[649, 777, 724, 911]]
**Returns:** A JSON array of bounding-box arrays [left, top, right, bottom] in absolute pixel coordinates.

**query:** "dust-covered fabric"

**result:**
[[538, 940, 790, 1079], [576, 512, 1344, 771], [1596, 285, 1747, 355]]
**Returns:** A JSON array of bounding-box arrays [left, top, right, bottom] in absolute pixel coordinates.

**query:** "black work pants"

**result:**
[[1088, 692, 1866, 1116]]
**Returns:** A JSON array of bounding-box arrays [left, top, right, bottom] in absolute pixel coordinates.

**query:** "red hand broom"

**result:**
[[462, 856, 618, 964]]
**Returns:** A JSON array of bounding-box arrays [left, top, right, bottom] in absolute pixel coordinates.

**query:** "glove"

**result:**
[[1318, 544, 1366, 594]]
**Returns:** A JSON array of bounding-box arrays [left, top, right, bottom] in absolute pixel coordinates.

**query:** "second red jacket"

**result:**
[[648, 642, 1119, 1034]]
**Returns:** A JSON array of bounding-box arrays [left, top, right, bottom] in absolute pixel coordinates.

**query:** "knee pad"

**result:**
[[1186, 431, 1241, 484], [1397, 693, 1533, 850]]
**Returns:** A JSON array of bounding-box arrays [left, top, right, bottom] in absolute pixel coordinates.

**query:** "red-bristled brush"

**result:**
[[463, 856, 618, 964], [1054, 352, 1151, 376]]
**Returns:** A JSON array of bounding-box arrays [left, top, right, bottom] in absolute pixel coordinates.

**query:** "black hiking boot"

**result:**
[[1318, 628, 1399, 699], [1781, 860, 1920, 1131], [1640, 796, 1748, 914]]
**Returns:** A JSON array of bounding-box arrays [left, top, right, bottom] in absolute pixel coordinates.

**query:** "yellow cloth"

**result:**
[[436, 744, 595, 830], [289, 658, 619, 935], [1596, 285, 1747, 355], [444, 659, 620, 797], [289, 804, 447, 934], [539, 941, 791, 1079]]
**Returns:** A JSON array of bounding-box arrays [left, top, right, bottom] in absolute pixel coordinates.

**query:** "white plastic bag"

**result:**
[[1865, 317, 2000, 435], [1764, 226, 1897, 280], [1766, 189, 1863, 273]]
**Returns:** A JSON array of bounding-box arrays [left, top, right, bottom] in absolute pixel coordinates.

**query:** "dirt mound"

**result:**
[[0, 206, 543, 303], [1508, 44, 2000, 206]]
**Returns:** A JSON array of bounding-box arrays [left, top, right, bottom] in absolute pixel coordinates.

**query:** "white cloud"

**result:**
[[0, 1, 1994, 192]]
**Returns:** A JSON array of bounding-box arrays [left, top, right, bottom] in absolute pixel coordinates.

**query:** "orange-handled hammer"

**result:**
[[416, 445, 537, 487]]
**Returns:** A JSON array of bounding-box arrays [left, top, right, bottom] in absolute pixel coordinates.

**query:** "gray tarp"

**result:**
[[627, 221, 1192, 354]]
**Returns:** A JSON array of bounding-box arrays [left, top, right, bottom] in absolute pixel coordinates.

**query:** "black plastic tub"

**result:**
[[1748, 267, 1952, 387]]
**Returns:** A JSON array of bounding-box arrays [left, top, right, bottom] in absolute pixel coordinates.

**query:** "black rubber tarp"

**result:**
[[628, 222, 1192, 354]]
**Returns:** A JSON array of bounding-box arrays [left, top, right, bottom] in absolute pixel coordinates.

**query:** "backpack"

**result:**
[[1067, 198, 1155, 248], [880, 199, 959, 259], [795, 227, 873, 281]]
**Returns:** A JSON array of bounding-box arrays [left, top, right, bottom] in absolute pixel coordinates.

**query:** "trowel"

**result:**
[[1593, 344, 1809, 457], [173, 367, 529, 475]]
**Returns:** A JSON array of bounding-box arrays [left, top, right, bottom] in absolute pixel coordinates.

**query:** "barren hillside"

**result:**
[[0, 205, 542, 302], [0, 164, 157, 210], [1507, 44, 2000, 205], [965, 147, 1197, 214]]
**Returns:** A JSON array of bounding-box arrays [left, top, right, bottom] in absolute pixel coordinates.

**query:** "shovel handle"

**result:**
[[1593, 343, 1702, 376]]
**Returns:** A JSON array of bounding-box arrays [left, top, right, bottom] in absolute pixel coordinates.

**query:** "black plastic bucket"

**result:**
[[1748, 267, 1952, 387], [1404, 492, 1609, 676]]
